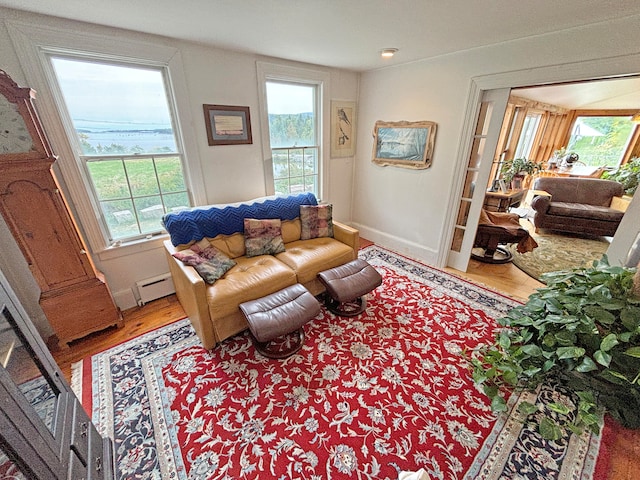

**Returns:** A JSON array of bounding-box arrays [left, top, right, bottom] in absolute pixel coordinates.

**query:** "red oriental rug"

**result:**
[[72, 246, 609, 479]]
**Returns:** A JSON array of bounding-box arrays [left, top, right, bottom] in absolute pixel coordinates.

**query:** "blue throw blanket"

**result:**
[[162, 193, 318, 246]]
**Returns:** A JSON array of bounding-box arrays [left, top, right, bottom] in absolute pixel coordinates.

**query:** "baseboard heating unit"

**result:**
[[136, 273, 175, 306]]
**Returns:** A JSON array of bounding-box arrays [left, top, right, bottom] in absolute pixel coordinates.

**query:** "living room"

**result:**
[[1, 2, 640, 478]]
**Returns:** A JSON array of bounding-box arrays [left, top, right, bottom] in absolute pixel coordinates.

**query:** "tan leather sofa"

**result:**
[[162, 194, 359, 349]]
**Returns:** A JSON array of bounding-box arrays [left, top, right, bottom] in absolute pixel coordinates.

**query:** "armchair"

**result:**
[[472, 209, 537, 263]]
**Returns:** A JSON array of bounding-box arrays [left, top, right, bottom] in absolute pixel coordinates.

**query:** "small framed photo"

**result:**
[[203, 104, 252, 145], [498, 179, 508, 193]]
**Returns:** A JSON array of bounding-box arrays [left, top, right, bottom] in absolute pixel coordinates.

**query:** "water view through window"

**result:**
[[50, 57, 190, 242]]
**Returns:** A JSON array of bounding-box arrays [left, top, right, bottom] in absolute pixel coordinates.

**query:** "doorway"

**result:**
[[444, 54, 640, 273]]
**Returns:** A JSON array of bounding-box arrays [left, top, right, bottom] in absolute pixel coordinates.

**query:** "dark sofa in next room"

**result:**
[[530, 177, 627, 237]]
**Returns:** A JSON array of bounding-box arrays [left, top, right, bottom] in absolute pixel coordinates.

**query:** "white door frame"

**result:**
[[440, 53, 640, 270]]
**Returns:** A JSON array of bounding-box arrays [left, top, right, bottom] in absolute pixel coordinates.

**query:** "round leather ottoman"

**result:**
[[239, 283, 321, 359], [317, 259, 382, 316]]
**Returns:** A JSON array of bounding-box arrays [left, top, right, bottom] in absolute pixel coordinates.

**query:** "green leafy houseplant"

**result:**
[[500, 158, 542, 186], [602, 157, 640, 196], [469, 258, 640, 440]]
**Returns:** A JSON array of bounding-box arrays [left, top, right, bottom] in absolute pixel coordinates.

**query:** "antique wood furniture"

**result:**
[[0, 70, 122, 349], [483, 189, 525, 213], [0, 268, 115, 479]]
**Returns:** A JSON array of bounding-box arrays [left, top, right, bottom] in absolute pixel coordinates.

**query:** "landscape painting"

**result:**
[[372, 120, 437, 169], [203, 104, 252, 145]]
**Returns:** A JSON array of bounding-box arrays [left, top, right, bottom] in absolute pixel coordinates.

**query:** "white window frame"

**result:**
[[6, 20, 206, 257], [256, 62, 331, 201]]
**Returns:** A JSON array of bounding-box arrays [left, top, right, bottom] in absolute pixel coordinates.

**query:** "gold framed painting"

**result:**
[[371, 120, 437, 169], [330, 100, 356, 157]]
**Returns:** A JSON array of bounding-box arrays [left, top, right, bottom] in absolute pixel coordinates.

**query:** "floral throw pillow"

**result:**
[[244, 218, 286, 257], [172, 244, 236, 284], [300, 204, 334, 240]]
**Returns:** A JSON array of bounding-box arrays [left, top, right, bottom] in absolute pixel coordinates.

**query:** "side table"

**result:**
[[483, 189, 525, 212]]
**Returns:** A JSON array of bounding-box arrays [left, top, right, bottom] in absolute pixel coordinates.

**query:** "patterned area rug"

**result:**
[[508, 221, 609, 282], [72, 246, 607, 479]]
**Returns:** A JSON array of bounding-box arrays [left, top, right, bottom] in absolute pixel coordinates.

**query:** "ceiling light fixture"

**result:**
[[380, 48, 398, 58]]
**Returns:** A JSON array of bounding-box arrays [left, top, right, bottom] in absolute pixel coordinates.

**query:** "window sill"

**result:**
[[95, 233, 170, 262]]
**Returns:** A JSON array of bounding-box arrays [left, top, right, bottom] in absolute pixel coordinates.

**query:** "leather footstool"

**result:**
[[239, 283, 321, 359], [317, 259, 382, 316]]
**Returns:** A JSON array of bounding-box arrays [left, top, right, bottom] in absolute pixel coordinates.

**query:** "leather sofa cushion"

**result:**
[[548, 202, 625, 222], [281, 219, 302, 243], [206, 232, 245, 259], [276, 237, 355, 284], [206, 255, 296, 319], [204, 220, 303, 259], [533, 177, 624, 206]]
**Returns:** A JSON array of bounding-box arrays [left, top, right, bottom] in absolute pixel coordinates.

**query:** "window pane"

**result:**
[[87, 159, 128, 200], [273, 151, 289, 180], [124, 158, 160, 197], [266, 82, 315, 147], [304, 149, 318, 176], [101, 199, 138, 238], [289, 176, 305, 194], [163, 192, 190, 212], [514, 113, 541, 159], [134, 196, 166, 234], [567, 116, 634, 167], [51, 57, 177, 155], [156, 157, 186, 193], [274, 178, 290, 195]]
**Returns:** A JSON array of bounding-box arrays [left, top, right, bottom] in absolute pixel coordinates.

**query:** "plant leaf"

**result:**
[[575, 356, 598, 373], [521, 344, 542, 357], [491, 395, 507, 413], [548, 402, 571, 415], [556, 346, 586, 360], [594, 350, 612, 367], [517, 402, 538, 416], [624, 347, 640, 358], [600, 333, 619, 352], [539, 417, 563, 441]]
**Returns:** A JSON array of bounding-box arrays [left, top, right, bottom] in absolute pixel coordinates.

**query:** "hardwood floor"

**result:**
[[52, 239, 638, 479]]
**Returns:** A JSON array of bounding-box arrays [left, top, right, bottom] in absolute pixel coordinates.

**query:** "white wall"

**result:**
[[0, 7, 359, 316], [353, 14, 640, 266]]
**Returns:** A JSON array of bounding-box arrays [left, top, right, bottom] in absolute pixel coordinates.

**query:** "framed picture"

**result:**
[[203, 104, 252, 145], [371, 120, 437, 169], [330, 100, 356, 157]]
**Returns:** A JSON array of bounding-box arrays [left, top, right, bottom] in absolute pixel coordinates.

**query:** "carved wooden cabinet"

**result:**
[[0, 268, 115, 479], [0, 70, 122, 348]]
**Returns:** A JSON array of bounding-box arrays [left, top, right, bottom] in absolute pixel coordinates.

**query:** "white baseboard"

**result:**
[[112, 288, 138, 311], [352, 222, 441, 267]]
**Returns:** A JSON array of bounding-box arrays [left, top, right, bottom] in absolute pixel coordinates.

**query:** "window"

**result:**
[[566, 115, 635, 167], [513, 112, 542, 159], [49, 57, 191, 243], [257, 62, 329, 200], [265, 81, 319, 196]]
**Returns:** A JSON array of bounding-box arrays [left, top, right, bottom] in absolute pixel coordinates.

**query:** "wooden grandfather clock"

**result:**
[[0, 69, 122, 349]]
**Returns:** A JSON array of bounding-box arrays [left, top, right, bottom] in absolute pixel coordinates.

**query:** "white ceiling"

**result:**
[[2, 0, 640, 109], [2, 0, 640, 72], [514, 77, 640, 110]]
